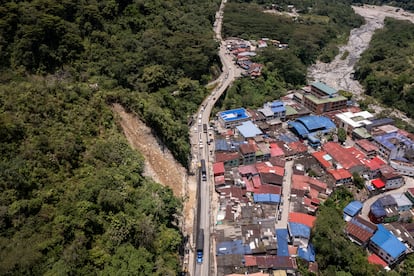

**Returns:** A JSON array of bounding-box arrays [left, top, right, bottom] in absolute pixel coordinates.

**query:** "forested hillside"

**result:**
[[0, 0, 220, 274], [218, 0, 363, 110], [355, 18, 414, 118]]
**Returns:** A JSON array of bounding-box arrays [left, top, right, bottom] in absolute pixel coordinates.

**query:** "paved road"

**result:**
[[276, 161, 294, 228], [191, 0, 242, 275], [360, 176, 414, 220]]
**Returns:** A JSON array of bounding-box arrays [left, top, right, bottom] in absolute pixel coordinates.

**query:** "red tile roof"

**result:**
[[255, 184, 281, 195], [288, 141, 308, 154], [255, 255, 297, 270], [213, 162, 225, 176], [269, 156, 286, 167], [312, 151, 333, 169], [252, 175, 262, 188], [289, 212, 316, 228], [240, 143, 256, 155], [214, 175, 225, 185], [346, 221, 375, 244], [328, 168, 352, 181], [244, 255, 257, 267], [368, 254, 388, 268], [270, 142, 285, 157], [215, 152, 240, 163], [372, 178, 385, 189], [291, 175, 327, 192], [255, 161, 284, 175], [239, 164, 258, 176], [355, 139, 378, 153], [323, 142, 363, 170], [364, 156, 386, 171]]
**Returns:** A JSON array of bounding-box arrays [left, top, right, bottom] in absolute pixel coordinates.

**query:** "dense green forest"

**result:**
[[0, 0, 221, 167], [0, 0, 221, 274], [0, 79, 182, 275], [355, 18, 414, 118], [218, 0, 363, 110]]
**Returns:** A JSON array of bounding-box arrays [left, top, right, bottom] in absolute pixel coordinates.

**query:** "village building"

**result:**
[[335, 110, 374, 135], [218, 108, 251, 128], [302, 82, 347, 115], [369, 224, 407, 266]]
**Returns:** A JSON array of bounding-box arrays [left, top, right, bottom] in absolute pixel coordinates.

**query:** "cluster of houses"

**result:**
[[226, 38, 288, 78], [343, 197, 414, 270], [210, 81, 414, 275]]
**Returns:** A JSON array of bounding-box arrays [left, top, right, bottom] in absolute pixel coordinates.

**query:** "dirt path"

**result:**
[[112, 104, 196, 234], [307, 5, 414, 125]]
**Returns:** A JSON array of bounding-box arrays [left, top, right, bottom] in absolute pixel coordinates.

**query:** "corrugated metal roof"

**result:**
[[236, 121, 263, 138], [253, 193, 280, 204], [343, 200, 363, 217], [298, 243, 315, 262], [276, 229, 289, 257], [216, 240, 252, 256], [288, 222, 311, 238], [370, 224, 406, 259], [311, 81, 337, 95]]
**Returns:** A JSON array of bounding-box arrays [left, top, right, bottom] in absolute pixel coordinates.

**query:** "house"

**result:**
[[369, 224, 407, 266], [215, 152, 240, 168], [276, 228, 290, 257], [345, 216, 377, 247], [323, 142, 366, 173], [258, 100, 286, 121], [213, 162, 225, 177], [288, 222, 311, 248], [218, 108, 251, 129], [239, 143, 257, 165], [236, 121, 263, 139], [288, 212, 316, 228], [390, 159, 414, 177], [380, 165, 404, 190], [362, 157, 386, 180], [335, 111, 374, 135], [390, 193, 412, 212], [373, 131, 414, 162], [355, 139, 379, 159], [343, 201, 363, 221]]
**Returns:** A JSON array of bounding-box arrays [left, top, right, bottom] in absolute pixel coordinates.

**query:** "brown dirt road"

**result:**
[[112, 104, 196, 234]]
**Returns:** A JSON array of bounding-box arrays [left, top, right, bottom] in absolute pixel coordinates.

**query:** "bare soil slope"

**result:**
[[112, 104, 196, 233]]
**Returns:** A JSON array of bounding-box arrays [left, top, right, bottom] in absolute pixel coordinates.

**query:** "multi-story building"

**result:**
[[303, 82, 347, 115], [369, 224, 407, 266]]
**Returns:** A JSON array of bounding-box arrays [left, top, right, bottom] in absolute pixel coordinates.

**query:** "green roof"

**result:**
[[311, 82, 337, 96], [285, 105, 298, 116], [304, 94, 347, 104], [353, 127, 371, 139]]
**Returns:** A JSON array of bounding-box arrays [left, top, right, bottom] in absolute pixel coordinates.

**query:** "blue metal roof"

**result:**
[[374, 132, 414, 151], [370, 200, 386, 217], [219, 108, 250, 122], [288, 121, 309, 138], [254, 194, 280, 204], [215, 139, 231, 151], [378, 195, 397, 207], [343, 201, 363, 217], [298, 243, 316, 262], [366, 118, 394, 131], [276, 229, 289, 256], [236, 121, 263, 138], [216, 240, 252, 256], [311, 82, 337, 96], [296, 116, 336, 132], [288, 222, 311, 239], [371, 224, 406, 259]]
